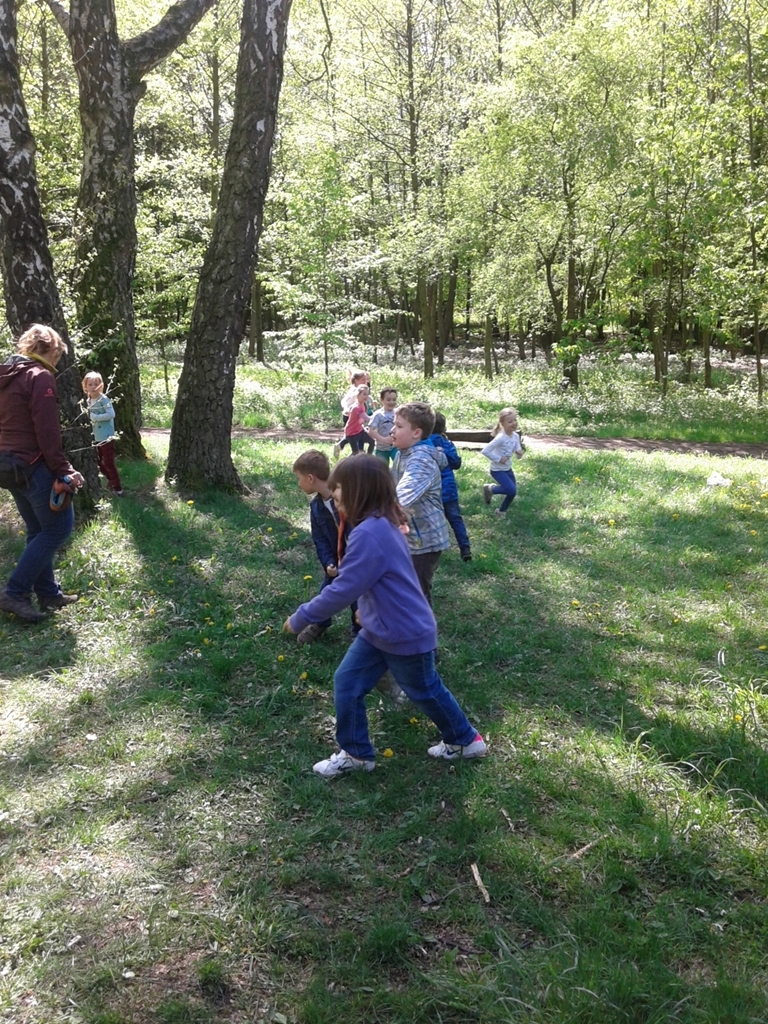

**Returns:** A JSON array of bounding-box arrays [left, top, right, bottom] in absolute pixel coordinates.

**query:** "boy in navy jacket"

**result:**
[[429, 412, 471, 561], [292, 449, 356, 643]]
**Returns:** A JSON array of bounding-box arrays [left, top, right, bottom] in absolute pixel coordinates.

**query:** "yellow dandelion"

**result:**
[[571, 600, 580, 607], [750, 530, 757, 535], [267, 527, 272, 532], [149, 589, 154, 595], [300, 671, 307, 679], [382, 748, 393, 757], [226, 623, 232, 629], [759, 645, 766, 650], [672, 514, 678, 519], [203, 638, 210, 645], [172, 555, 177, 561], [734, 713, 742, 722], [187, 500, 194, 505], [573, 476, 581, 482], [303, 575, 313, 580], [277, 654, 284, 661], [673, 618, 679, 623], [409, 717, 418, 724], [608, 519, 615, 526], [480, 553, 487, 559]]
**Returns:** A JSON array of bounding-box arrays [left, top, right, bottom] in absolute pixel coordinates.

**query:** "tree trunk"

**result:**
[[438, 256, 457, 365], [0, 1, 99, 502], [249, 270, 263, 361], [46, 0, 217, 458], [418, 274, 436, 379], [702, 324, 712, 388], [166, 0, 293, 490], [484, 314, 493, 379]]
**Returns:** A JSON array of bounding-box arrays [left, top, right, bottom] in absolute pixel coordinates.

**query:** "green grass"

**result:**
[[141, 353, 768, 444], [1, 431, 768, 1022]]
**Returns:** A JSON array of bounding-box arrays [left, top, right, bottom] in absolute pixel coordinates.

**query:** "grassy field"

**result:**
[[142, 353, 767, 444], [1, 424, 767, 1023]]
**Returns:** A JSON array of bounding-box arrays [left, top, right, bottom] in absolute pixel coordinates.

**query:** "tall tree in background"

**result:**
[[0, 0, 98, 499], [44, 0, 216, 457], [166, 0, 293, 489]]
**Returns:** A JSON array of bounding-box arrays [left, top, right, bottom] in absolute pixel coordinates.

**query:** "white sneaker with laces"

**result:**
[[313, 750, 375, 777], [427, 733, 487, 760]]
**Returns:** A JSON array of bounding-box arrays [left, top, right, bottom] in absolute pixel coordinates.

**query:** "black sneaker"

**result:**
[[0, 592, 46, 622], [460, 548, 472, 561]]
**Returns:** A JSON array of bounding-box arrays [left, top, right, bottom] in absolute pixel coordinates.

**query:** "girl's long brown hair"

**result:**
[[328, 454, 407, 530]]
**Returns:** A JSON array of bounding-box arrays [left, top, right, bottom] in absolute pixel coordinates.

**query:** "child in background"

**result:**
[[429, 412, 471, 561], [82, 371, 123, 495], [344, 384, 371, 453], [292, 449, 356, 643], [481, 406, 524, 515], [390, 402, 449, 605], [334, 369, 368, 460], [368, 387, 398, 462], [283, 455, 487, 777]]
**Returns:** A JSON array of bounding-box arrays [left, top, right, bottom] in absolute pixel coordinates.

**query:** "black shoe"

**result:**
[[38, 592, 79, 610], [0, 591, 47, 622], [460, 548, 472, 562]]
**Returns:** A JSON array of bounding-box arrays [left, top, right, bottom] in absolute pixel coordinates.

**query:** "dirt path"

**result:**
[[143, 427, 768, 460]]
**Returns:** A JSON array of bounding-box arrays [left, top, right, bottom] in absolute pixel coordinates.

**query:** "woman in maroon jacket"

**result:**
[[0, 325, 84, 621]]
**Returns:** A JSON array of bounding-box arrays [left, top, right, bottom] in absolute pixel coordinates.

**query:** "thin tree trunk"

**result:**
[[45, 0, 217, 457], [167, 0, 293, 489], [484, 314, 493, 379]]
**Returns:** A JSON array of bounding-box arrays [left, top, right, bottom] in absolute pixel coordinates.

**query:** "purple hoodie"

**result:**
[[288, 515, 437, 655]]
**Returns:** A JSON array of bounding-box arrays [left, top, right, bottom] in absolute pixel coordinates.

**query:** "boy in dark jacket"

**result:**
[[292, 449, 356, 643], [429, 413, 471, 562]]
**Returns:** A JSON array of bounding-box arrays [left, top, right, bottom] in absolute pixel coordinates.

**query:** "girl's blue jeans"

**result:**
[[490, 469, 517, 512], [6, 461, 74, 599], [333, 635, 477, 760]]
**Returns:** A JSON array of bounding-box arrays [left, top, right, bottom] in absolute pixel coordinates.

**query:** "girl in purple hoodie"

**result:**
[[283, 455, 486, 778]]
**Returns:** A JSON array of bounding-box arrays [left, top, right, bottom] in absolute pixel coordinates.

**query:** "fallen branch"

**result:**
[[471, 862, 490, 903]]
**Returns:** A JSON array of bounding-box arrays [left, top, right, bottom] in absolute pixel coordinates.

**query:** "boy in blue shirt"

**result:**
[[429, 412, 471, 561], [292, 449, 356, 643]]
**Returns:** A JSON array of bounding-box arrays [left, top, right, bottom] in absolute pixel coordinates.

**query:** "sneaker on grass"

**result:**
[[482, 484, 493, 505], [427, 733, 487, 760], [297, 622, 327, 644], [313, 750, 375, 777]]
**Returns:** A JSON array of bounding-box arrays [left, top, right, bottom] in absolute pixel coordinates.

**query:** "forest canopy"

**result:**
[[9, 0, 768, 395]]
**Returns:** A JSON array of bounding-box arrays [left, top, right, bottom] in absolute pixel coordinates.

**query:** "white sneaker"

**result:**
[[313, 750, 375, 777], [427, 733, 487, 760], [333, 443, 341, 461], [482, 484, 493, 505]]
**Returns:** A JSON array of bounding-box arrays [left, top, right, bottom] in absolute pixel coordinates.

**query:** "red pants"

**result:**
[[96, 440, 122, 492]]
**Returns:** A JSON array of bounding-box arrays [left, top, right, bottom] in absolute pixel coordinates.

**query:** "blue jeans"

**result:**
[[442, 498, 470, 551], [490, 470, 517, 512], [6, 461, 74, 599], [333, 635, 477, 760]]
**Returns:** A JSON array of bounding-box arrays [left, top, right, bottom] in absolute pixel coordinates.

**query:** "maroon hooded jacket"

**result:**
[[0, 355, 75, 478]]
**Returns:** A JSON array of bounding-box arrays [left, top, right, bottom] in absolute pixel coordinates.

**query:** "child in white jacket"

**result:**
[[481, 407, 523, 515]]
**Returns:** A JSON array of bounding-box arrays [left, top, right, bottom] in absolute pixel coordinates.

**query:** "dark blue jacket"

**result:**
[[428, 433, 461, 503], [309, 493, 341, 574]]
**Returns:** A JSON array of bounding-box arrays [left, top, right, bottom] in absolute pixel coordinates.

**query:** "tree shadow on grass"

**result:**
[[2, 443, 768, 1023]]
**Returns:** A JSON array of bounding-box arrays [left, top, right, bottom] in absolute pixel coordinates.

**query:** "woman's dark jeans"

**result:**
[[6, 461, 73, 598]]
